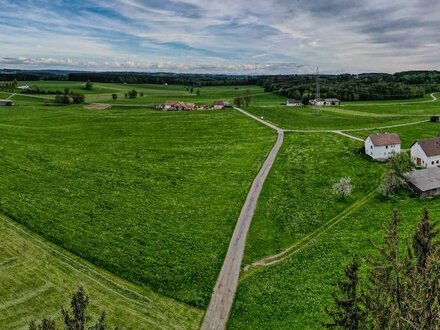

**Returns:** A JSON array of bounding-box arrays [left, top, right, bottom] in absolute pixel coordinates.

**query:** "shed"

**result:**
[[286, 99, 303, 106], [0, 99, 13, 106], [430, 116, 440, 123], [406, 167, 440, 197]]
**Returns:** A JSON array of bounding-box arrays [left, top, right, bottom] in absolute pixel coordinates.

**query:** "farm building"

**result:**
[[0, 99, 13, 106], [164, 100, 179, 110], [310, 98, 341, 106], [213, 101, 225, 109], [18, 85, 30, 90], [406, 167, 440, 197], [163, 100, 195, 111], [430, 116, 440, 123], [410, 135, 440, 168], [286, 99, 303, 106], [364, 133, 401, 160]]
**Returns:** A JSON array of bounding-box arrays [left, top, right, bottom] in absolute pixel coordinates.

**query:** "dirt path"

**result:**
[[243, 189, 377, 273], [201, 108, 284, 330], [332, 130, 364, 141]]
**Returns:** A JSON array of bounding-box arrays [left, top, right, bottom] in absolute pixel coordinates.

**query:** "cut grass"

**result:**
[[0, 104, 275, 308], [0, 213, 202, 329]]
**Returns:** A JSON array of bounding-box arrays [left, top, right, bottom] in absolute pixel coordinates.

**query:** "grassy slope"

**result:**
[[0, 101, 274, 308], [244, 105, 424, 130], [350, 121, 440, 147], [230, 193, 440, 329], [0, 214, 202, 329], [243, 133, 385, 264]]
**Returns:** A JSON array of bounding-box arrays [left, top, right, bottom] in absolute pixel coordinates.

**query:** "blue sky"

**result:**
[[0, 0, 439, 74]]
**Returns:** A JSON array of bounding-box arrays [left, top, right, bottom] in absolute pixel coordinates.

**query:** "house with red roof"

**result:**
[[410, 135, 440, 168], [364, 133, 401, 160]]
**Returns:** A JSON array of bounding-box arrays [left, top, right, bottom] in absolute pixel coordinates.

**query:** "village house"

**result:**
[[163, 100, 195, 111], [406, 167, 440, 197], [18, 85, 30, 90], [164, 100, 179, 110], [430, 116, 440, 123], [213, 101, 225, 109], [0, 99, 13, 106], [310, 98, 341, 106], [364, 133, 401, 160], [410, 135, 440, 168], [286, 99, 303, 106]]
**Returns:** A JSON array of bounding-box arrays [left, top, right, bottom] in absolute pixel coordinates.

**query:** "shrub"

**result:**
[[332, 177, 353, 199]]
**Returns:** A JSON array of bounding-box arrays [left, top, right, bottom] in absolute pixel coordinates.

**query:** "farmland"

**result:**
[[1, 81, 439, 329]]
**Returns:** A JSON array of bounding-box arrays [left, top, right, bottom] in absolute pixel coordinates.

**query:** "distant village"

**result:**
[[364, 130, 440, 198]]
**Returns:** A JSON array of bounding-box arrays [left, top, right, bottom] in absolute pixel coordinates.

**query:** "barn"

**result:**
[[0, 99, 13, 106], [410, 135, 440, 168], [406, 167, 440, 197]]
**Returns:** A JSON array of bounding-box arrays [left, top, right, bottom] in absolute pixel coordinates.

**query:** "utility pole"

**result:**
[[316, 66, 320, 100]]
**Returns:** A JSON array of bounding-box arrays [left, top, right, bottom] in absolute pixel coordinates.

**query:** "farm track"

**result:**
[[201, 108, 283, 330], [242, 189, 377, 274]]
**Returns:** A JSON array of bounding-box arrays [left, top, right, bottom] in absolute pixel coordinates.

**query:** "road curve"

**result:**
[[200, 108, 284, 330]]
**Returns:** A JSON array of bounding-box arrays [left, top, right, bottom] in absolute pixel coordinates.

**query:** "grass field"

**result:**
[[2, 81, 440, 329], [0, 213, 202, 329], [242, 133, 385, 264], [243, 105, 429, 130], [0, 99, 274, 309]]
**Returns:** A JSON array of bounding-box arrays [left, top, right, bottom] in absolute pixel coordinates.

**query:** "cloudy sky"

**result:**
[[0, 0, 439, 74]]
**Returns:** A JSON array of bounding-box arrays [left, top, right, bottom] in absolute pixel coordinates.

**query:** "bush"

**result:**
[[112, 93, 117, 100]]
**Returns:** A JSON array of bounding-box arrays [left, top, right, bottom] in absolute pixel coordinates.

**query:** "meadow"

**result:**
[[0, 95, 274, 309], [1, 81, 439, 329], [0, 213, 202, 329]]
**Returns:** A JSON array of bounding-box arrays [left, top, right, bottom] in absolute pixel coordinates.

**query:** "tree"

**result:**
[[128, 89, 138, 99], [29, 319, 56, 330], [332, 177, 353, 199], [140, 92, 144, 97], [61, 286, 90, 330], [64, 88, 70, 95], [190, 87, 194, 94], [111, 93, 117, 100], [380, 152, 415, 197], [324, 256, 366, 329], [412, 208, 439, 270], [233, 96, 244, 108], [196, 89, 200, 96], [243, 90, 252, 107], [85, 81, 93, 90]]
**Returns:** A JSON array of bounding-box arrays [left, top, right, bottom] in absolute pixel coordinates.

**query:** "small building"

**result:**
[[310, 98, 341, 106], [406, 167, 440, 197], [164, 100, 179, 110], [286, 99, 303, 106], [18, 85, 30, 90], [213, 101, 225, 109], [0, 99, 13, 106], [430, 116, 440, 123], [364, 133, 401, 160], [410, 135, 440, 168]]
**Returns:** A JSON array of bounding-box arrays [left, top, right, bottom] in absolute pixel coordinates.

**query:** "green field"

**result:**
[[1, 81, 439, 329], [0, 95, 274, 309], [0, 214, 202, 329]]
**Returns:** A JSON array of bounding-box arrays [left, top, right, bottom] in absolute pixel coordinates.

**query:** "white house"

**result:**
[[213, 101, 225, 109], [410, 135, 440, 168], [364, 133, 401, 160], [286, 99, 303, 106], [163, 100, 179, 110], [310, 98, 341, 106], [18, 85, 30, 90]]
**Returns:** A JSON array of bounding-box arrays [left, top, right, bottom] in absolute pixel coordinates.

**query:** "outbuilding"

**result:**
[[0, 99, 13, 106], [364, 133, 401, 160], [310, 98, 341, 106], [430, 116, 440, 123], [286, 99, 303, 106], [213, 101, 225, 109], [406, 167, 440, 197], [410, 135, 440, 168]]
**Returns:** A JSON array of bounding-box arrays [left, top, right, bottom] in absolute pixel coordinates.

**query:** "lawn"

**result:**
[[244, 105, 425, 130], [242, 133, 385, 264], [0, 101, 275, 308], [0, 214, 202, 329]]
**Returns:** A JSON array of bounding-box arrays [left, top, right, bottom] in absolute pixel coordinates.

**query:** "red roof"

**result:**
[[165, 100, 179, 106], [412, 135, 440, 157], [367, 133, 401, 146], [213, 101, 224, 106]]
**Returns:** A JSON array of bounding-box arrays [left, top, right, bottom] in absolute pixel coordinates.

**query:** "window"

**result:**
[[432, 161, 435, 165], [386, 145, 389, 149]]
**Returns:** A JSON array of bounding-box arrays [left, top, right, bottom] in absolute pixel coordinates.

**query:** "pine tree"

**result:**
[[324, 256, 366, 329], [28, 318, 56, 330], [61, 286, 91, 330], [412, 208, 439, 270]]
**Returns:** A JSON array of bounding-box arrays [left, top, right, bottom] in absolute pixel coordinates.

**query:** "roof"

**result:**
[[324, 98, 341, 102], [412, 136, 440, 157], [213, 100, 225, 105], [0, 99, 12, 103], [367, 133, 401, 147], [406, 167, 440, 192], [164, 100, 179, 106], [287, 99, 302, 104]]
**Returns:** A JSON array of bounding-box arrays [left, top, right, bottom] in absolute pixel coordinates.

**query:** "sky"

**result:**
[[0, 0, 439, 74]]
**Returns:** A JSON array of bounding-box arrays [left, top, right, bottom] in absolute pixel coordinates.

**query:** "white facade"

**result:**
[[213, 104, 224, 109], [365, 136, 401, 160], [410, 142, 440, 168]]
